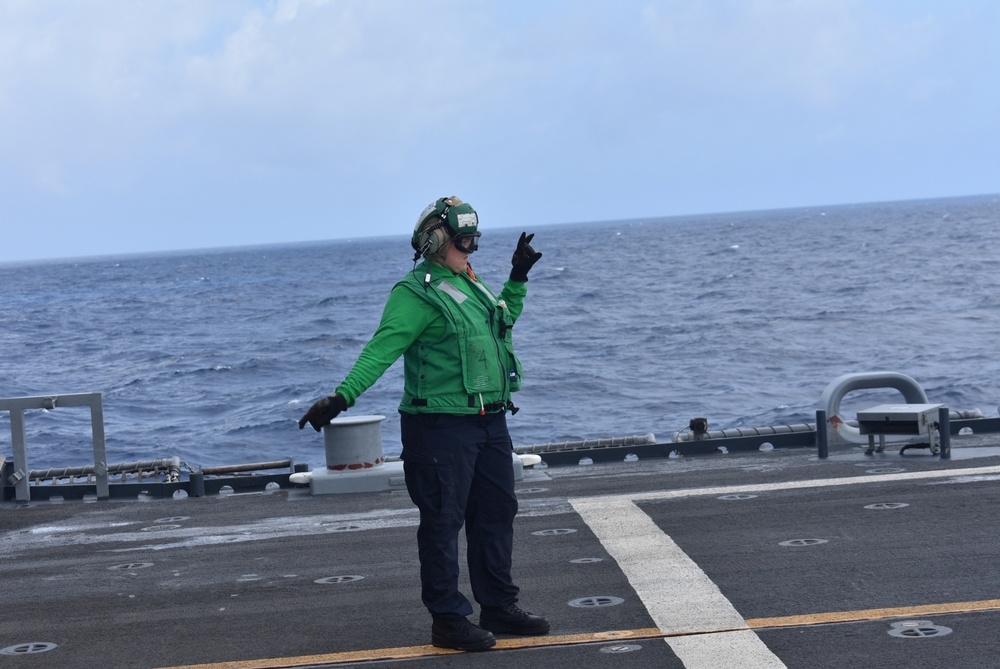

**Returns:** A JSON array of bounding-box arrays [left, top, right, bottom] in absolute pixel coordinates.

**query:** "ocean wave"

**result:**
[[3, 195, 1000, 469]]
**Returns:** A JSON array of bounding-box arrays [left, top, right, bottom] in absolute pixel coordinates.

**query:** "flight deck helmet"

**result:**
[[411, 196, 481, 258]]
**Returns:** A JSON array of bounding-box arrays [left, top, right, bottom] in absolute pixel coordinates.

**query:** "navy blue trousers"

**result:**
[[400, 411, 520, 619]]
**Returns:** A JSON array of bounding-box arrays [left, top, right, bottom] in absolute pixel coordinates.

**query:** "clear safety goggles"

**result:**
[[452, 233, 480, 254]]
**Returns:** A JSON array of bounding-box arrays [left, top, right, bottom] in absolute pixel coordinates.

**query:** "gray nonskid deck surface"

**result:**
[[3, 438, 1000, 669]]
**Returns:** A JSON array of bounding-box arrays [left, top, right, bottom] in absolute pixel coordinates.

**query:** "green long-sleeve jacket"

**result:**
[[335, 260, 527, 415]]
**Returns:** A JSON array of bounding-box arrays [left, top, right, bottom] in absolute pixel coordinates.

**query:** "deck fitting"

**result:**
[[568, 596, 624, 608], [600, 643, 642, 653], [1, 642, 58, 656], [888, 620, 953, 638], [779, 538, 829, 547]]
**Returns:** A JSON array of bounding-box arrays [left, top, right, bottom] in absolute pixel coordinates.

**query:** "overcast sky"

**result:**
[[1, 0, 997, 263]]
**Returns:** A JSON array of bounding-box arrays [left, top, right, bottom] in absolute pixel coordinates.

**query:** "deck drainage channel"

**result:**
[[888, 621, 953, 638], [1, 642, 58, 656]]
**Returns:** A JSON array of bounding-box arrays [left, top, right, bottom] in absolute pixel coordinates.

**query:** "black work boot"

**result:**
[[431, 616, 497, 651], [479, 603, 550, 636]]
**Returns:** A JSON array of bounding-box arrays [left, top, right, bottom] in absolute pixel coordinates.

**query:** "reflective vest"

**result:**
[[396, 263, 524, 414]]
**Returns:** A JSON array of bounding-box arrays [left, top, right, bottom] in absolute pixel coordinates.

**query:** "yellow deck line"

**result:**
[[158, 599, 1000, 669], [746, 598, 1000, 629], [155, 628, 664, 669]]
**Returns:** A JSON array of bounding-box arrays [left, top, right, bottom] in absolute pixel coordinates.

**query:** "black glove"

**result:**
[[510, 232, 542, 282], [298, 393, 348, 432]]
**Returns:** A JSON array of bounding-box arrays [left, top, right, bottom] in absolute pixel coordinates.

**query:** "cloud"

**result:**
[[0, 0, 997, 262]]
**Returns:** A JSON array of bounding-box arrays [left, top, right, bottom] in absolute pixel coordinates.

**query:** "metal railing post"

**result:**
[[1, 393, 107, 502], [10, 408, 29, 502], [90, 399, 109, 499], [938, 406, 951, 460], [815, 410, 828, 459]]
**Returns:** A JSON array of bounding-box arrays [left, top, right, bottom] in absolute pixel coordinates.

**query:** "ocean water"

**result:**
[[2, 194, 999, 472]]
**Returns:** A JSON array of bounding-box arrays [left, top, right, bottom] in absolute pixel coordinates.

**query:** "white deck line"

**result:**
[[569, 463, 1000, 668], [571, 496, 786, 668], [579, 463, 1000, 506]]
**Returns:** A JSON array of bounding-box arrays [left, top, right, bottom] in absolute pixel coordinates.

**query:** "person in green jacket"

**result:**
[[299, 196, 548, 651]]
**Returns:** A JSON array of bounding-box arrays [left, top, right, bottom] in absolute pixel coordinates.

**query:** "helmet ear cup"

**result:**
[[417, 222, 449, 258]]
